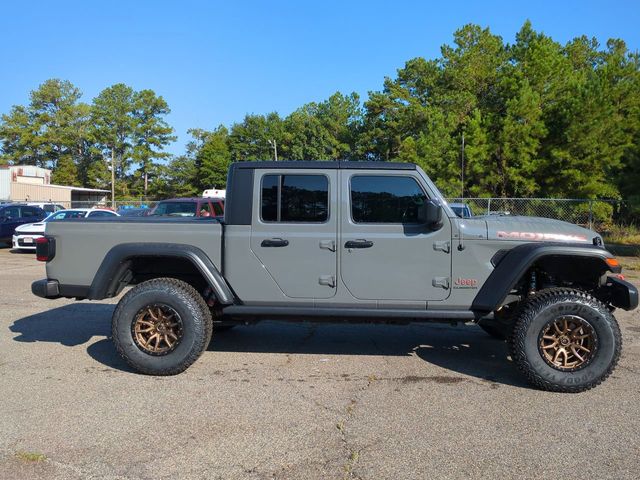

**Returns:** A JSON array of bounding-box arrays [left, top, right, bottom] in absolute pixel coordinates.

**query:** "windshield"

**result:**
[[151, 202, 197, 217], [45, 210, 87, 221]]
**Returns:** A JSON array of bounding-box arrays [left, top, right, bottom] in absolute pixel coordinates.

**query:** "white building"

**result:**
[[0, 165, 109, 206]]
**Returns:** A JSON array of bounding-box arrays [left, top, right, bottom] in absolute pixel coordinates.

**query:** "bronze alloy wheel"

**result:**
[[538, 315, 598, 371], [132, 304, 184, 356]]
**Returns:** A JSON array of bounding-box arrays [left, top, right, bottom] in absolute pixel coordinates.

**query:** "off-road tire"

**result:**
[[510, 288, 621, 393], [112, 278, 213, 375]]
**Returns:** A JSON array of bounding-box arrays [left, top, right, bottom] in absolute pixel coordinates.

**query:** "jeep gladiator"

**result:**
[[32, 161, 639, 392]]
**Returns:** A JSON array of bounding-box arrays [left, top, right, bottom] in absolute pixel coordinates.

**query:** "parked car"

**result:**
[[0, 204, 47, 245], [12, 208, 119, 251], [117, 207, 150, 217], [449, 202, 473, 218], [32, 161, 638, 392], [149, 197, 224, 218], [26, 202, 66, 213]]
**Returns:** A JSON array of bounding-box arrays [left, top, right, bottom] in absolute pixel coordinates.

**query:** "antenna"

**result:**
[[457, 132, 466, 251], [460, 132, 465, 201]]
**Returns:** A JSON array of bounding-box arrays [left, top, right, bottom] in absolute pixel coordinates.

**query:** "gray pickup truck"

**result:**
[[32, 161, 638, 392]]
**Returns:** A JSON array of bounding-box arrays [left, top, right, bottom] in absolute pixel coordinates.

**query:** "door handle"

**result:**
[[344, 239, 374, 249], [261, 238, 289, 247]]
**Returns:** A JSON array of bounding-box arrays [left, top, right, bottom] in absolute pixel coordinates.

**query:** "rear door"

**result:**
[[22, 206, 46, 223], [250, 169, 338, 299], [340, 171, 452, 301]]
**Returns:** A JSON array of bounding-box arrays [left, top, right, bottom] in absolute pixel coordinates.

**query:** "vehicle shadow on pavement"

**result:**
[[9, 303, 134, 372], [10, 306, 528, 387], [209, 321, 529, 389]]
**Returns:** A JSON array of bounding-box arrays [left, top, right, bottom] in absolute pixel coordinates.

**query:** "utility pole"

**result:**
[[460, 133, 465, 201], [111, 147, 115, 208], [268, 139, 278, 161]]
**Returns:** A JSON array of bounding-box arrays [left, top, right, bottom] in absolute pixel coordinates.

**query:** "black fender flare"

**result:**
[[471, 242, 620, 314], [87, 243, 235, 304]]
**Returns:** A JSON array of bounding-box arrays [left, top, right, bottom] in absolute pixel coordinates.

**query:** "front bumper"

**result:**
[[31, 279, 61, 299], [607, 276, 639, 311], [13, 234, 42, 250]]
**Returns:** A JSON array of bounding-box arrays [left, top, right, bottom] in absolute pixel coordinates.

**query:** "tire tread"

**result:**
[[509, 288, 622, 393], [112, 277, 213, 375]]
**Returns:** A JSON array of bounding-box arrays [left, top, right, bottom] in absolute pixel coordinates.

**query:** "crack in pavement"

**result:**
[[334, 375, 382, 480]]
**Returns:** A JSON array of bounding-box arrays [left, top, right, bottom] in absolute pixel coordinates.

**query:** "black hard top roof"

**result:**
[[231, 161, 416, 171]]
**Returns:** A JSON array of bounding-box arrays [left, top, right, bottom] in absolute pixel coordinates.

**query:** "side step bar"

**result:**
[[222, 305, 479, 322]]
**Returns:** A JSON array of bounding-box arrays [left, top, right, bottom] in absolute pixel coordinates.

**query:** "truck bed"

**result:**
[[45, 217, 223, 290]]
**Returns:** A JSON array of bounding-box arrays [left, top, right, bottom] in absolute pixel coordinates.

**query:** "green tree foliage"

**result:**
[[0, 79, 92, 184], [91, 83, 135, 197], [359, 21, 640, 202], [228, 113, 284, 161], [131, 90, 175, 196], [1, 21, 639, 213], [196, 126, 231, 189]]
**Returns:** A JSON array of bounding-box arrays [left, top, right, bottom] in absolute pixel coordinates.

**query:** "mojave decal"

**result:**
[[496, 231, 589, 242]]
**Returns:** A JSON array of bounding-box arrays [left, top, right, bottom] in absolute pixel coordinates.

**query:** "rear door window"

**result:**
[[261, 174, 329, 223], [21, 207, 41, 218]]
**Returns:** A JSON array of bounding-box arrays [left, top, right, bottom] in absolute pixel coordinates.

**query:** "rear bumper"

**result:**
[[607, 276, 639, 311], [31, 279, 90, 299], [32, 279, 61, 299]]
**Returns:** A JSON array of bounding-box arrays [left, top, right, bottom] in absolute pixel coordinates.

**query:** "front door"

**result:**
[[1, 206, 22, 239], [250, 169, 338, 299], [340, 171, 452, 301]]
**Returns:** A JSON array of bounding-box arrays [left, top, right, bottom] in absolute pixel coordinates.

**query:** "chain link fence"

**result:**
[[19, 197, 621, 229], [446, 198, 620, 230], [30, 200, 158, 212]]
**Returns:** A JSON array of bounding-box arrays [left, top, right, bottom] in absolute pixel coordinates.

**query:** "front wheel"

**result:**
[[112, 278, 213, 375], [510, 288, 622, 393]]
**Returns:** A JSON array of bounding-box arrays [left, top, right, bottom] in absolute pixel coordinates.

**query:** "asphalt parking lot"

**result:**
[[1, 247, 639, 480]]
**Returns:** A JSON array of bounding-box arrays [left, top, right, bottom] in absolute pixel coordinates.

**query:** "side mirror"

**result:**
[[419, 199, 443, 230]]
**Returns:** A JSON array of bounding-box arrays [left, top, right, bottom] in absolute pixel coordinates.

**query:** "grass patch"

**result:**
[[15, 451, 46, 462], [619, 256, 640, 275], [602, 223, 640, 246]]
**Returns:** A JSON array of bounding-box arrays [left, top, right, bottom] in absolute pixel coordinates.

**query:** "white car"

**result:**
[[12, 208, 119, 251]]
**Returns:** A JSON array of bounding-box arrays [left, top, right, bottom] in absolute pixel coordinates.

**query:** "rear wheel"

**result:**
[[509, 288, 621, 393], [112, 278, 213, 375]]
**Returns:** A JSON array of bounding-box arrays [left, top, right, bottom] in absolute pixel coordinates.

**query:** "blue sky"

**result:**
[[1, 0, 639, 156]]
